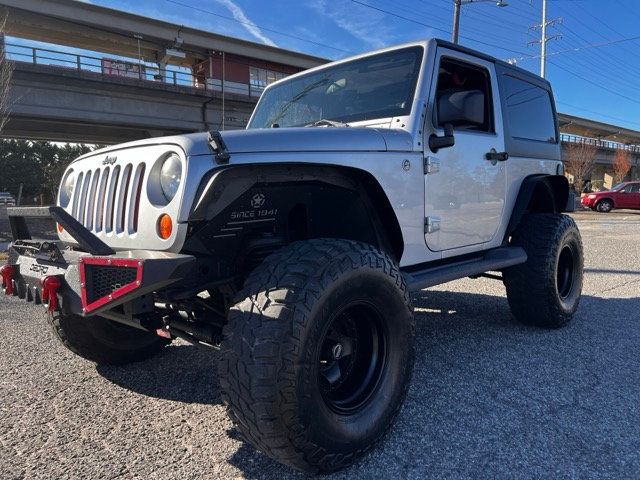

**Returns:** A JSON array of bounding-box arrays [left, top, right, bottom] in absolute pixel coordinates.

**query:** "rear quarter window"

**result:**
[[503, 74, 557, 143]]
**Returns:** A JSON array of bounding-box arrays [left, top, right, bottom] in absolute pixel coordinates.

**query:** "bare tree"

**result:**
[[564, 140, 598, 193], [0, 14, 13, 133], [612, 149, 631, 184]]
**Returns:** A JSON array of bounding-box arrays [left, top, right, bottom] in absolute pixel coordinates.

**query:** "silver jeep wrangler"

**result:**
[[2, 38, 582, 473]]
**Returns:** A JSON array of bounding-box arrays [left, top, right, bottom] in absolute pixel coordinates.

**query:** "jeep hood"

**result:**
[[218, 127, 414, 154], [72, 127, 414, 163]]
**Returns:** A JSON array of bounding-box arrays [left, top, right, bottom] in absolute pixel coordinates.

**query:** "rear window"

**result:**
[[503, 75, 556, 143]]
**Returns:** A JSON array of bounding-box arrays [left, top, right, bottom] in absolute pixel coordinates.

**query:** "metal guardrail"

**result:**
[[5, 42, 264, 98], [560, 133, 640, 154]]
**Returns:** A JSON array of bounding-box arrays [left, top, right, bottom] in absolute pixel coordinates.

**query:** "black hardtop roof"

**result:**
[[432, 38, 550, 89]]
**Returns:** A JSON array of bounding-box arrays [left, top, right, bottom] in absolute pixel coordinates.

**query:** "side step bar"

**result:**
[[403, 246, 527, 292]]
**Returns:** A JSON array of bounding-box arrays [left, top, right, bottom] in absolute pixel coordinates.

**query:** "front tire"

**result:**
[[48, 311, 168, 365], [217, 239, 415, 473], [504, 213, 583, 328], [596, 199, 613, 212]]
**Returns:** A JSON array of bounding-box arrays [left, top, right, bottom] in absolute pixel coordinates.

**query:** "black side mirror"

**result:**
[[429, 123, 455, 152]]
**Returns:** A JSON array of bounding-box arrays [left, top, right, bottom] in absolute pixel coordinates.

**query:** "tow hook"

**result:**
[[0, 264, 17, 295], [41, 275, 63, 312]]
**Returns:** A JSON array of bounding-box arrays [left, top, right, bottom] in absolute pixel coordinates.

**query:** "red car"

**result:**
[[581, 181, 640, 212]]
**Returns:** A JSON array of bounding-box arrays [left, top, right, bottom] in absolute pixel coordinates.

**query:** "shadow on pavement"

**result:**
[[96, 344, 222, 405], [98, 289, 640, 478]]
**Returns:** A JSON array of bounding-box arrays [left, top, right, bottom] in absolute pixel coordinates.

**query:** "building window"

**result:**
[[250, 67, 287, 96]]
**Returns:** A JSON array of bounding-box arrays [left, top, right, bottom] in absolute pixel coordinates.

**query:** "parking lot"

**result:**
[[1, 210, 639, 479]]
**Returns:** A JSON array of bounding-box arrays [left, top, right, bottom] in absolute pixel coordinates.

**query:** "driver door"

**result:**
[[424, 49, 506, 252]]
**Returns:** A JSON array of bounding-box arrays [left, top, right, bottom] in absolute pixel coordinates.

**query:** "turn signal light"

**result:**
[[57, 223, 64, 233], [0, 264, 17, 295], [158, 214, 173, 239]]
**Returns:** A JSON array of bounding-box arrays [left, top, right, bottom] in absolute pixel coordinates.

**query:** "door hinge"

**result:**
[[424, 156, 440, 174], [425, 216, 441, 234]]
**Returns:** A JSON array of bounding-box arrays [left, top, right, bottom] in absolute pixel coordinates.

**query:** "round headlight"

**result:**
[[159, 153, 182, 202], [59, 170, 75, 207]]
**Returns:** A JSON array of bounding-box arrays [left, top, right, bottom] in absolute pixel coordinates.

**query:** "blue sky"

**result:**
[[10, 0, 640, 130]]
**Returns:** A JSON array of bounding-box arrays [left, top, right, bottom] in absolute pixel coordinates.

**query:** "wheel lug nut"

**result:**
[[332, 343, 343, 360]]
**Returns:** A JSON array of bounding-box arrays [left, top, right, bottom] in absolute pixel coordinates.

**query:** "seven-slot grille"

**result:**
[[69, 163, 146, 235]]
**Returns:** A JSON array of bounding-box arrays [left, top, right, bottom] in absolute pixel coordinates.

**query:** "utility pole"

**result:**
[[540, 0, 547, 77], [528, 0, 562, 78]]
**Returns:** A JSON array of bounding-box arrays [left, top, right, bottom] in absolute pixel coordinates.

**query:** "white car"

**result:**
[[3, 38, 583, 473]]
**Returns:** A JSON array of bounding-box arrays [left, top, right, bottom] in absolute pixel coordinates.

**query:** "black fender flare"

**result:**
[[504, 174, 571, 242], [187, 163, 404, 262]]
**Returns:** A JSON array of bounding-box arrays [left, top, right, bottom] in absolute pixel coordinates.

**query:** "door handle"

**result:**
[[485, 149, 509, 162]]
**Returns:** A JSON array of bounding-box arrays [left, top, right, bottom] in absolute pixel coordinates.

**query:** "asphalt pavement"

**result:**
[[1, 210, 639, 479]]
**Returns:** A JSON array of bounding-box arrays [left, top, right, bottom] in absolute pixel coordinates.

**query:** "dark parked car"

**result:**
[[581, 181, 640, 212]]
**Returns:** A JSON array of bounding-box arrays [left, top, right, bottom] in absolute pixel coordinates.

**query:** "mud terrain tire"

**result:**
[[218, 239, 415, 473]]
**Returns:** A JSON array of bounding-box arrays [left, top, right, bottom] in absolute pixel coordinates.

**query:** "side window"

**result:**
[[433, 57, 494, 133], [621, 184, 639, 193], [503, 75, 556, 143]]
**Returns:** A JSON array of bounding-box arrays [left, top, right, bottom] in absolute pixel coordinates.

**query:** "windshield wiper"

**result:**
[[304, 119, 350, 128]]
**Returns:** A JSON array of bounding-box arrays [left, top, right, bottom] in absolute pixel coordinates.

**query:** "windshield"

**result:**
[[611, 183, 625, 191], [248, 46, 423, 129]]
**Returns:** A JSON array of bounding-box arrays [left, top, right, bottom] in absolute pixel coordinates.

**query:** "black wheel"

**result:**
[[504, 213, 583, 328], [596, 199, 614, 212], [217, 239, 415, 473], [48, 311, 169, 365]]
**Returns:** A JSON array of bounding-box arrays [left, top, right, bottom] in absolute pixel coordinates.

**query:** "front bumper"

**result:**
[[2, 206, 195, 316], [581, 196, 596, 207]]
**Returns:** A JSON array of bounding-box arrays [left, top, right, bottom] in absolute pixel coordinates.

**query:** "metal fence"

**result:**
[[560, 133, 640, 154], [5, 42, 264, 98]]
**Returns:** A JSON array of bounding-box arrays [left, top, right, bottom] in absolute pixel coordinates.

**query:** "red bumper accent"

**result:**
[[79, 257, 144, 314], [1, 264, 17, 295]]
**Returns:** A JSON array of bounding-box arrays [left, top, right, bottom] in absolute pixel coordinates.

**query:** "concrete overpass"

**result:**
[[5, 60, 258, 143], [0, 0, 326, 142], [0, 0, 324, 70]]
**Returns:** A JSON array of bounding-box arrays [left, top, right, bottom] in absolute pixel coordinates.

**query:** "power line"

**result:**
[[370, 0, 522, 46], [163, 0, 355, 55], [511, 35, 640, 61], [349, 0, 531, 55], [549, 60, 640, 106], [556, 101, 640, 129]]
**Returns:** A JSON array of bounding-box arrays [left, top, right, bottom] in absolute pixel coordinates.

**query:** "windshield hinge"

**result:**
[[208, 131, 230, 165]]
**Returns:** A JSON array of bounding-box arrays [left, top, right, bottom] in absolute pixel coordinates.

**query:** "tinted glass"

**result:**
[[503, 75, 556, 143], [248, 47, 423, 128]]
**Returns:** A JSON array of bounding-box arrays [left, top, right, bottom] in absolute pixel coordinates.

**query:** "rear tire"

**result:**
[[217, 239, 415, 473], [48, 311, 168, 365], [504, 213, 583, 328]]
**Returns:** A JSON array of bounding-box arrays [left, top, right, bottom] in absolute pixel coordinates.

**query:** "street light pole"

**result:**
[[451, 0, 509, 44], [452, 0, 462, 44]]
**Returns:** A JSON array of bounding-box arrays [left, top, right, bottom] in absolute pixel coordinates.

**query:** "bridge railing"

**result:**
[[560, 133, 640, 154], [5, 42, 263, 98]]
